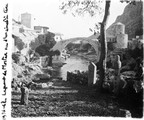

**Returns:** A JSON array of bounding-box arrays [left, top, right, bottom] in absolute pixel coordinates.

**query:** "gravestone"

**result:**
[[40, 56, 49, 67], [88, 62, 97, 86], [111, 55, 122, 95]]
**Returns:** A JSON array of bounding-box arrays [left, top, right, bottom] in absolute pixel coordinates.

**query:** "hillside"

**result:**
[[107, 1, 143, 39]]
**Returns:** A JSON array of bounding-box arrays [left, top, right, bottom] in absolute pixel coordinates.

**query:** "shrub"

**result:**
[[67, 71, 88, 85], [12, 52, 20, 63]]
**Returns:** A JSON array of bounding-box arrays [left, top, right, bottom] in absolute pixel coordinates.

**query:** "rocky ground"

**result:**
[[11, 78, 127, 118], [11, 50, 143, 118]]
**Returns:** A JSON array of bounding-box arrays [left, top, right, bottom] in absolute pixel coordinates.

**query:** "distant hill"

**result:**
[[107, 1, 143, 39]]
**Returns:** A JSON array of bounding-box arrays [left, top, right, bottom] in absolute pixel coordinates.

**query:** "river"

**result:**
[[53, 55, 89, 80]]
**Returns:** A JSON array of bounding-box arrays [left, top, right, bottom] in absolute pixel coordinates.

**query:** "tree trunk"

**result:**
[[98, 0, 111, 91], [48, 55, 53, 66]]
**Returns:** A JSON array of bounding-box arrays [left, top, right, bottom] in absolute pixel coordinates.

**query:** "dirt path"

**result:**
[[11, 79, 125, 117]]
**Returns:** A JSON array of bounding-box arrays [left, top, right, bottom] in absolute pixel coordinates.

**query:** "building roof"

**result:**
[[34, 26, 49, 30], [12, 19, 38, 43]]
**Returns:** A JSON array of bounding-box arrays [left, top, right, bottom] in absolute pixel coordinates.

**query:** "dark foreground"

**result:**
[[11, 79, 137, 117]]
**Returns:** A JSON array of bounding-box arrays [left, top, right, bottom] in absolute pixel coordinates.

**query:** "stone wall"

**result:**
[[116, 34, 128, 48]]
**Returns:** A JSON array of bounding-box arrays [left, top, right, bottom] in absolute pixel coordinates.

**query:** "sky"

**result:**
[[12, 0, 127, 39]]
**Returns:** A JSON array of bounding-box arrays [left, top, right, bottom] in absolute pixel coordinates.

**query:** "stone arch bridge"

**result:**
[[51, 35, 101, 61]]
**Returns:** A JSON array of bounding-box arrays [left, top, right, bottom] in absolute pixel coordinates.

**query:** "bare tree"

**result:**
[[98, 1, 110, 91]]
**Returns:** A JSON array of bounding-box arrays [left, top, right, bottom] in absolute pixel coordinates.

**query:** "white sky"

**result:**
[[12, 0, 127, 39]]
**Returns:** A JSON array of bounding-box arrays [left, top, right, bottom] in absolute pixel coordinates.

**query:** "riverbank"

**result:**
[[74, 52, 97, 62], [11, 78, 126, 117]]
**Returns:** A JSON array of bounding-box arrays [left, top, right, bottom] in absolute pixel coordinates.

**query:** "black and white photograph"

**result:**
[[0, 0, 143, 119]]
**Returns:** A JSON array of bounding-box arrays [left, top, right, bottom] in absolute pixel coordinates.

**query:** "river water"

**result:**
[[53, 55, 89, 80]]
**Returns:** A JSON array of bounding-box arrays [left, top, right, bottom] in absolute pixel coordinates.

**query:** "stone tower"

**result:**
[[21, 13, 32, 28], [115, 22, 125, 35], [115, 22, 128, 48]]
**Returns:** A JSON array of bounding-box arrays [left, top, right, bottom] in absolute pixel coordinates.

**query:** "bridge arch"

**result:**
[[51, 37, 101, 62]]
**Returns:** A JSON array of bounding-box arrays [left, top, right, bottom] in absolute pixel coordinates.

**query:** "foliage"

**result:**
[[12, 35, 25, 51], [30, 37, 44, 50], [135, 28, 143, 36], [128, 47, 143, 59], [54, 50, 61, 56], [60, 0, 104, 17], [80, 43, 92, 52], [35, 44, 50, 56], [60, 0, 104, 32], [30, 32, 56, 50], [107, 42, 116, 51], [82, 43, 92, 49], [45, 32, 56, 48], [31, 32, 56, 56], [66, 43, 81, 51], [67, 42, 93, 53], [67, 70, 88, 85], [12, 52, 20, 63]]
